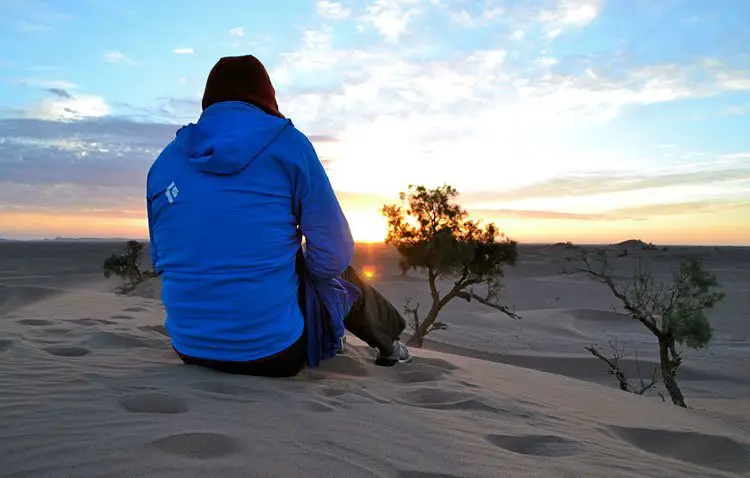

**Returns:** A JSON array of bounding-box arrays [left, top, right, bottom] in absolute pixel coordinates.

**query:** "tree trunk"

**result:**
[[658, 338, 686, 408], [406, 333, 423, 347], [406, 306, 440, 348]]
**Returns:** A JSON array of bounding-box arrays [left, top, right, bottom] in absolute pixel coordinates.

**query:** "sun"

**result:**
[[362, 266, 376, 279], [346, 213, 387, 243]]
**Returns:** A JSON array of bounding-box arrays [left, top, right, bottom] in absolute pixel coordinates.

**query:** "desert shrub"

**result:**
[[382, 184, 519, 347], [103, 241, 153, 294], [566, 250, 724, 407]]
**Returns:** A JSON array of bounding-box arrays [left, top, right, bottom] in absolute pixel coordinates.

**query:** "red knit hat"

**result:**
[[201, 55, 284, 118]]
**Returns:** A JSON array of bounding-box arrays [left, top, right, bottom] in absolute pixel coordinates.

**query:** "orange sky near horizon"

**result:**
[[2, 196, 749, 246]]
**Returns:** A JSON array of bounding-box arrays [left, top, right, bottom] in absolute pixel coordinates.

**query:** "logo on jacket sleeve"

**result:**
[[165, 181, 179, 204]]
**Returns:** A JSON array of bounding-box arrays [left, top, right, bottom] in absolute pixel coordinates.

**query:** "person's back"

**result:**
[[148, 55, 410, 377], [147, 56, 354, 366]]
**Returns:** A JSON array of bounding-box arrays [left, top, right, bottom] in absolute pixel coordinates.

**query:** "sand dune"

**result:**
[[1, 242, 749, 476]]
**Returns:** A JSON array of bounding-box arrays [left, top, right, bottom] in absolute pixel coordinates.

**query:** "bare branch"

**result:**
[[454, 291, 521, 320], [565, 250, 663, 338], [403, 298, 421, 333], [586, 344, 631, 392], [586, 341, 658, 395], [633, 349, 658, 395]]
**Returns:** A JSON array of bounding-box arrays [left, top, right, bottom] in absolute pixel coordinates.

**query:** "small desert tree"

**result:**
[[567, 250, 724, 407], [103, 240, 150, 293], [382, 184, 520, 347]]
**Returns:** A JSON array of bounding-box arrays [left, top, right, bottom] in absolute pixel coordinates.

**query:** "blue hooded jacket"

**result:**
[[146, 101, 356, 363]]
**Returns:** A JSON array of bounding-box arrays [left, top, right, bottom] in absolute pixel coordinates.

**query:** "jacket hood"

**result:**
[[175, 101, 290, 175]]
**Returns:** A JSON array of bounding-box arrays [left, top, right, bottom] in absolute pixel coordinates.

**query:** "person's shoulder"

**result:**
[[276, 123, 316, 151], [147, 133, 183, 187]]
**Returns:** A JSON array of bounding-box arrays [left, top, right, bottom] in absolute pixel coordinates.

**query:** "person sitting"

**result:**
[[146, 55, 411, 378]]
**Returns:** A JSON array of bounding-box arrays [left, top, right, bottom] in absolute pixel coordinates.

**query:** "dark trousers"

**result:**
[[176, 266, 406, 377]]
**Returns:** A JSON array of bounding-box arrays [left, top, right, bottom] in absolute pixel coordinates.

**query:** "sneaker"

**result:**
[[375, 340, 412, 366], [335, 336, 346, 355]]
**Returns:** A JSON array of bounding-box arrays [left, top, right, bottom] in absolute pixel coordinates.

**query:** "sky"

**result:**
[[0, 0, 749, 245]]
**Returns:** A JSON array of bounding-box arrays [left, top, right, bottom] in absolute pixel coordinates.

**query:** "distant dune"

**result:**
[[614, 239, 650, 248]]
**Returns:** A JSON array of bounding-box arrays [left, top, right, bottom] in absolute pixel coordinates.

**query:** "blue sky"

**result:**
[[0, 0, 749, 244]]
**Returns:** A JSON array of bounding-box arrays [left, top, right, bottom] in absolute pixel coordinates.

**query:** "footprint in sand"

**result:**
[[16, 318, 52, 326], [610, 426, 750, 474], [119, 392, 188, 414], [388, 367, 449, 384], [66, 318, 117, 326], [417, 357, 460, 371], [0, 340, 13, 353], [151, 432, 241, 459], [122, 307, 147, 313], [399, 473, 463, 478], [404, 387, 498, 413], [486, 434, 581, 457], [43, 345, 91, 357], [110, 315, 136, 321], [85, 331, 154, 349], [189, 381, 278, 403], [320, 355, 370, 377]]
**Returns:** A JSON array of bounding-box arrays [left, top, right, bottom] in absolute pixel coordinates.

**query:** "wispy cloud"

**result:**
[[607, 200, 750, 218], [724, 105, 749, 116], [11, 78, 76, 89], [20, 95, 110, 121], [19, 21, 49, 32], [47, 88, 72, 99], [317, 0, 351, 20], [103, 50, 137, 66], [360, 0, 420, 42], [460, 166, 750, 204], [539, 0, 602, 28], [229, 27, 245, 37], [469, 208, 612, 221], [172, 47, 194, 55]]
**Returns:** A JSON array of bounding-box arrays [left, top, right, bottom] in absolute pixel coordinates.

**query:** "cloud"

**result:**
[[317, 1, 351, 19], [0, 118, 177, 209], [510, 29, 524, 40], [607, 200, 750, 218], [539, 0, 601, 26], [535, 57, 560, 67], [47, 88, 72, 99], [20, 95, 110, 121], [360, 0, 420, 42], [537, 0, 602, 38], [724, 105, 749, 116], [460, 166, 750, 204], [19, 21, 49, 32], [103, 50, 137, 66], [469, 208, 612, 221], [172, 47, 194, 55], [715, 71, 750, 91], [229, 27, 245, 37], [10, 78, 77, 89]]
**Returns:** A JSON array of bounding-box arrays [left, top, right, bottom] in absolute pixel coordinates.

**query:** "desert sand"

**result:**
[[1, 240, 749, 477]]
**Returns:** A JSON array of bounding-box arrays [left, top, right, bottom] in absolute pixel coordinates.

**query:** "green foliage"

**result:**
[[567, 250, 725, 407], [665, 260, 724, 348], [383, 184, 519, 345], [103, 240, 148, 293], [383, 184, 517, 298]]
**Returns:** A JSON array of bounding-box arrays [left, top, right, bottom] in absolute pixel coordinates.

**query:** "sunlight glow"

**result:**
[[362, 266, 376, 279]]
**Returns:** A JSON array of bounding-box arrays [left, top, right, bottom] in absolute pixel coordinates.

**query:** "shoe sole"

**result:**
[[375, 355, 413, 367]]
